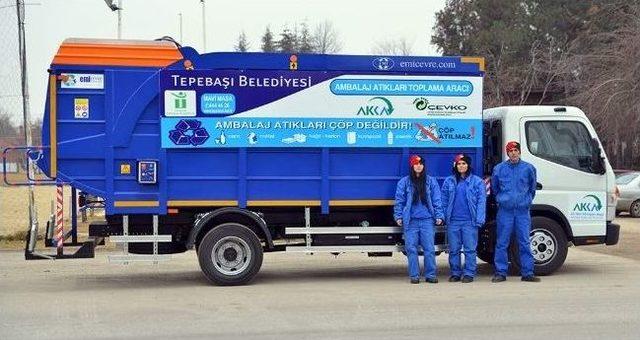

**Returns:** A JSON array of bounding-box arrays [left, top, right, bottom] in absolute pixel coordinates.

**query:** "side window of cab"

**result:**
[[525, 121, 598, 173]]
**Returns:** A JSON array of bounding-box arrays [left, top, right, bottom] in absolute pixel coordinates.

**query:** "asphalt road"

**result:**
[[1, 217, 639, 339]]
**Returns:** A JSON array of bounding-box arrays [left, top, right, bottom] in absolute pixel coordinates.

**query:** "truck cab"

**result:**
[[482, 106, 620, 274]]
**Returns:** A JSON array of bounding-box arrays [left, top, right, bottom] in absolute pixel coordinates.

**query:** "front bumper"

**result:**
[[573, 222, 620, 246]]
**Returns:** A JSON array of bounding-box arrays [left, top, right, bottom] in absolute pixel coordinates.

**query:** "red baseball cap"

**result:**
[[506, 141, 521, 152], [409, 155, 423, 167]]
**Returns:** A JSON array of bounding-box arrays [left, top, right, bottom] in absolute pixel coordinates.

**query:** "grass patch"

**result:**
[[0, 230, 44, 242]]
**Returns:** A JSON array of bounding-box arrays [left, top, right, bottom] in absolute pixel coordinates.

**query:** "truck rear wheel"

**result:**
[[509, 216, 568, 276], [197, 223, 263, 286]]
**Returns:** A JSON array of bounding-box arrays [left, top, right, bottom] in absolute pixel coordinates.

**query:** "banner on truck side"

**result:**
[[159, 70, 483, 148]]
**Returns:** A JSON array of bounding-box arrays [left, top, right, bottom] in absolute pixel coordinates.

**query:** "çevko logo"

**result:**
[[357, 97, 394, 116], [413, 97, 467, 113], [414, 97, 429, 110], [570, 194, 604, 220]]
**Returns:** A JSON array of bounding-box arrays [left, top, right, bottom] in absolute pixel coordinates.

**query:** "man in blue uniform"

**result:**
[[491, 141, 541, 282]]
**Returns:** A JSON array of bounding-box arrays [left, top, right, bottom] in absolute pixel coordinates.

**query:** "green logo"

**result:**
[[172, 92, 188, 109], [413, 97, 429, 110], [357, 97, 394, 116], [573, 194, 603, 212]]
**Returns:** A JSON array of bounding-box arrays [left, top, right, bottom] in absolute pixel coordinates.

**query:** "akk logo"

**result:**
[[357, 97, 395, 116], [372, 57, 394, 71], [573, 195, 603, 212], [413, 97, 429, 110], [164, 90, 196, 117]]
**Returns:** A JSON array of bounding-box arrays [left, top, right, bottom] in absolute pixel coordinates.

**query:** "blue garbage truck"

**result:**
[[14, 38, 620, 285]]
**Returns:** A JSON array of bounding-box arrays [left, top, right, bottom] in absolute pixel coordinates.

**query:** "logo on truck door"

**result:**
[[569, 194, 605, 221]]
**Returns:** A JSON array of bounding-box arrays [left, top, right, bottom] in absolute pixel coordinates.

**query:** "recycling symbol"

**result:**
[[168, 119, 210, 146]]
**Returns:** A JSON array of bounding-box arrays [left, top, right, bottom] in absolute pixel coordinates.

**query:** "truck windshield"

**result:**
[[525, 121, 599, 173]]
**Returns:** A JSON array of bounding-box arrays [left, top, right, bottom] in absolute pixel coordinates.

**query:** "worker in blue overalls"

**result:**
[[441, 154, 486, 283], [394, 155, 444, 284], [491, 141, 541, 282]]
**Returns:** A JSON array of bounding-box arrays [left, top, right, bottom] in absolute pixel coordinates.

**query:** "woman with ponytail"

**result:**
[[394, 155, 444, 284]]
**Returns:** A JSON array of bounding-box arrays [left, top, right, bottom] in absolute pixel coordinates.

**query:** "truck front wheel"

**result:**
[[509, 216, 568, 276], [197, 223, 263, 286]]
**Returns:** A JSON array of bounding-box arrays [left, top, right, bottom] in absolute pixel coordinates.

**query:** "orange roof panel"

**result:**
[[52, 38, 183, 67]]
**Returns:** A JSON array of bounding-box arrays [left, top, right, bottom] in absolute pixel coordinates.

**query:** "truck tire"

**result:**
[[509, 216, 568, 276], [197, 223, 263, 286], [630, 200, 640, 218]]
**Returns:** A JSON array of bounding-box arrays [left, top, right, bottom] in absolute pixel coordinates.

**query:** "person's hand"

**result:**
[[396, 219, 403, 226], [435, 219, 443, 226]]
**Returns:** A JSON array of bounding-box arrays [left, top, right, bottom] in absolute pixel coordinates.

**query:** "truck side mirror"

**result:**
[[590, 138, 606, 175]]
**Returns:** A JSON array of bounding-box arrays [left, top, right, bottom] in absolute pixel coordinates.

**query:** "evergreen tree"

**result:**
[[277, 26, 298, 53], [234, 31, 250, 52], [261, 26, 276, 52]]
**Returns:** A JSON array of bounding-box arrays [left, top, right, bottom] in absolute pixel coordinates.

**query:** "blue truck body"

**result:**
[[39, 39, 484, 217]]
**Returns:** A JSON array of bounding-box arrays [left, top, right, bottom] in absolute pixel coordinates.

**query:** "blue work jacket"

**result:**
[[441, 174, 487, 226], [394, 175, 444, 227], [491, 159, 537, 210]]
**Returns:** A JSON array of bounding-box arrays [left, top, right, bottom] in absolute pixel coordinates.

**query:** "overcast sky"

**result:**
[[1, 0, 447, 122]]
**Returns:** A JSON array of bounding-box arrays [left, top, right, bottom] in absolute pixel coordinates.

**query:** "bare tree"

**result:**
[[371, 37, 414, 56], [298, 22, 314, 53], [558, 4, 640, 168], [0, 111, 17, 137], [312, 20, 342, 54]]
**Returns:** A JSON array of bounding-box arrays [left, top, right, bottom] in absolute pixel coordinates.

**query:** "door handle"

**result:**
[[536, 182, 543, 190]]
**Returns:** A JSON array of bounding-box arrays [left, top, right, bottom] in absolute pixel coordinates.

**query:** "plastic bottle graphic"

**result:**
[[387, 131, 394, 145], [216, 130, 227, 145]]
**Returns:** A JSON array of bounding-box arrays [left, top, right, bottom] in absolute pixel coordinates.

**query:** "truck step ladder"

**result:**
[[23, 183, 104, 260], [108, 215, 173, 264]]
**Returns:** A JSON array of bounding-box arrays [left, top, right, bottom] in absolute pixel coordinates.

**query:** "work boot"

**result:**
[[448, 276, 461, 282], [461, 276, 474, 283], [491, 275, 506, 283], [521, 275, 541, 282], [425, 277, 439, 284], [410, 278, 420, 284]]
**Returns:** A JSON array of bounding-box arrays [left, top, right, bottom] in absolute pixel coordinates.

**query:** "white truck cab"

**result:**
[[482, 106, 620, 274]]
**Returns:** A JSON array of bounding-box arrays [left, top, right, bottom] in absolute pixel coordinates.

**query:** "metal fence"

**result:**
[[0, 0, 23, 131]]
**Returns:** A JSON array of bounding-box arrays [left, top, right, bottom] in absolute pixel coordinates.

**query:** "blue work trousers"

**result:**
[[494, 207, 535, 277], [404, 218, 436, 280], [447, 221, 478, 278]]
